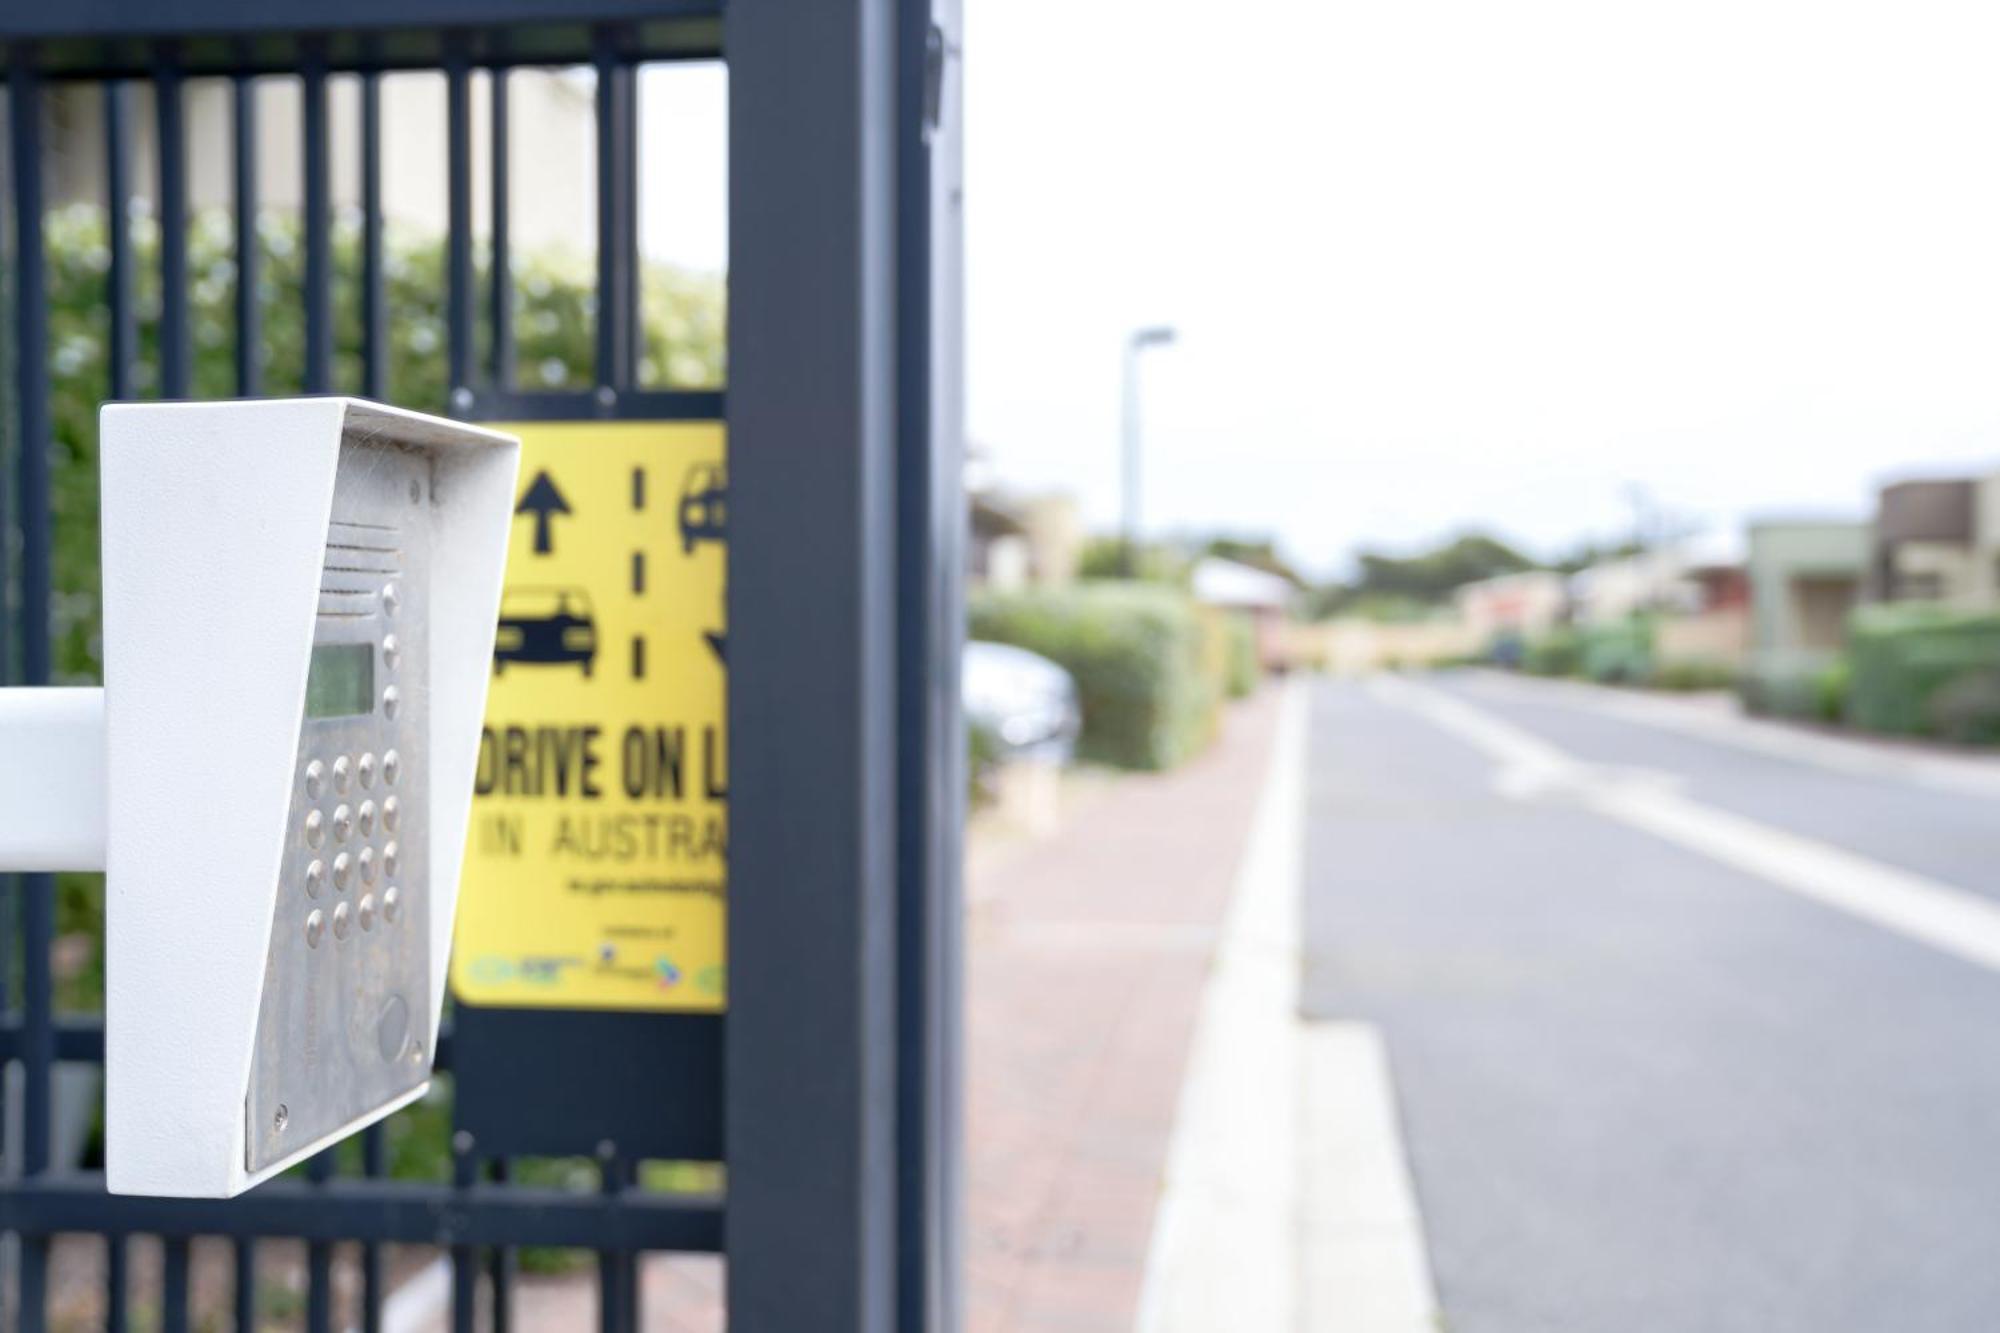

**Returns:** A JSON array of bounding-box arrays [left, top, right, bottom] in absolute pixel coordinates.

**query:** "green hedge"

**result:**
[[970, 583, 1219, 770], [1651, 658, 1738, 692], [1522, 618, 1654, 682], [1216, 610, 1260, 700], [1523, 627, 1582, 677], [1577, 617, 1654, 684], [1849, 604, 2000, 742], [1739, 652, 1846, 722]]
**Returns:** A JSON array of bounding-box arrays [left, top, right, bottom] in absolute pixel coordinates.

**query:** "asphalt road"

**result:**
[[1303, 672, 2000, 1333]]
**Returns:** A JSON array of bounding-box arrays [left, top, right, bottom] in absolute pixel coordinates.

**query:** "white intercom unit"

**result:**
[[0, 398, 518, 1198]]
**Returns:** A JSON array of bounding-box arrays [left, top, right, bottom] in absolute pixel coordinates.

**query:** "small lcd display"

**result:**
[[305, 643, 375, 719]]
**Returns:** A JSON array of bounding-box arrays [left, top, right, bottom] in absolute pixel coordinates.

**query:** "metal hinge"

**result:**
[[923, 20, 951, 142]]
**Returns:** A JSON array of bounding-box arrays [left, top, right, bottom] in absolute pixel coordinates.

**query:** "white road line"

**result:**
[[1299, 1024, 1439, 1333], [1138, 682, 1305, 1333], [1458, 669, 2000, 800], [1378, 675, 2000, 977], [1138, 681, 1441, 1333]]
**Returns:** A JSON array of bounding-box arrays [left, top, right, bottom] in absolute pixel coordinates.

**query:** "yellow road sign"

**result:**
[[452, 420, 727, 1012]]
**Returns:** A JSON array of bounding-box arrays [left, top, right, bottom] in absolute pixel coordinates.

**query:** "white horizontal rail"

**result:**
[[0, 687, 107, 872]]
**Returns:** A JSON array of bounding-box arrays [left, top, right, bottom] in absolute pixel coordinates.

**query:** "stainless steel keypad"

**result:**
[[247, 435, 431, 1173]]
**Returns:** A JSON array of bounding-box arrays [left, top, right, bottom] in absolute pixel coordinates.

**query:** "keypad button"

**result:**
[[383, 842, 400, 878], [332, 902, 352, 940], [304, 860, 325, 898], [358, 800, 377, 837], [305, 910, 325, 948], [332, 852, 353, 890], [357, 753, 377, 789], [382, 796, 400, 832], [382, 582, 400, 616], [383, 885, 402, 923], [358, 846, 376, 884], [383, 686, 401, 719], [332, 804, 353, 842], [358, 894, 377, 931], [382, 634, 400, 670], [332, 755, 352, 794], [304, 810, 325, 849], [383, 750, 401, 786], [304, 760, 326, 799]]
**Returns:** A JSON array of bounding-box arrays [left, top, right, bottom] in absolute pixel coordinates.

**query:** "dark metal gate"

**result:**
[[0, 2, 963, 1330]]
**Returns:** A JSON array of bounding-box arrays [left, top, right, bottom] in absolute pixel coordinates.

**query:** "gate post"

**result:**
[[727, 0, 959, 1328]]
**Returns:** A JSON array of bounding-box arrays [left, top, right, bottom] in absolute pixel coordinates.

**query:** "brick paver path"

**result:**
[[967, 689, 1281, 1331]]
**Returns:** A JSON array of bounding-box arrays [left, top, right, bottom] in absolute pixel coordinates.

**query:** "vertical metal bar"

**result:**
[[360, 1124, 387, 1333], [9, 72, 55, 1333], [725, 0, 903, 1328], [618, 50, 640, 386], [489, 66, 515, 390], [489, 1158, 515, 1333], [162, 1236, 191, 1333], [597, 1155, 636, 1333], [306, 1152, 334, 1333], [103, 82, 135, 399], [232, 68, 260, 396], [896, 4, 965, 1331], [450, 1143, 479, 1333], [598, 1159, 622, 1333], [10, 46, 47, 684], [445, 37, 474, 411], [155, 52, 190, 398], [233, 1237, 258, 1333], [105, 1232, 129, 1333], [593, 27, 636, 394], [301, 41, 332, 394], [361, 62, 387, 402]]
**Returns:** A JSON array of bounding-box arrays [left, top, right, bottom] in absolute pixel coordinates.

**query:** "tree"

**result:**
[[1198, 535, 1304, 586], [1307, 530, 1539, 620]]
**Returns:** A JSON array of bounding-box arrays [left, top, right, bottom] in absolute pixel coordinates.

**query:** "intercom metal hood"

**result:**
[[100, 398, 518, 1197]]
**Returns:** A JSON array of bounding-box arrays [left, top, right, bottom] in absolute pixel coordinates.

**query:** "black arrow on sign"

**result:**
[[515, 471, 572, 555]]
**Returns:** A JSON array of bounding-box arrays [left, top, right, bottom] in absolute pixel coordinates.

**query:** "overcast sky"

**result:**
[[962, 0, 2000, 578]]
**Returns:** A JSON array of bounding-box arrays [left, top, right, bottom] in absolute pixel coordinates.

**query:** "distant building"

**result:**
[[1565, 533, 1743, 626], [1746, 518, 1870, 663], [1454, 570, 1568, 641], [43, 71, 596, 255], [1870, 475, 1996, 605], [1191, 557, 1296, 671], [969, 491, 1081, 591]]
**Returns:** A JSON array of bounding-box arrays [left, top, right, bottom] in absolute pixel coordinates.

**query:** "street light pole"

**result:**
[[1121, 324, 1177, 578]]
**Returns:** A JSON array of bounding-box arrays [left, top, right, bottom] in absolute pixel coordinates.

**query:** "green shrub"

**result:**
[[967, 718, 1002, 806], [969, 583, 1219, 770], [1650, 659, 1738, 692], [1218, 611, 1260, 699], [1848, 604, 2000, 739], [1523, 627, 1582, 677], [1579, 616, 1655, 684], [1812, 656, 1851, 722], [1740, 652, 1846, 721]]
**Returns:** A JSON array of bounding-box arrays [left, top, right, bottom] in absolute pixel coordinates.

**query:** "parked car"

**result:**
[[963, 640, 1080, 764]]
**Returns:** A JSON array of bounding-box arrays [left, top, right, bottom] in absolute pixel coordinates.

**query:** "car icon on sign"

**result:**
[[493, 586, 598, 677], [678, 462, 727, 554]]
